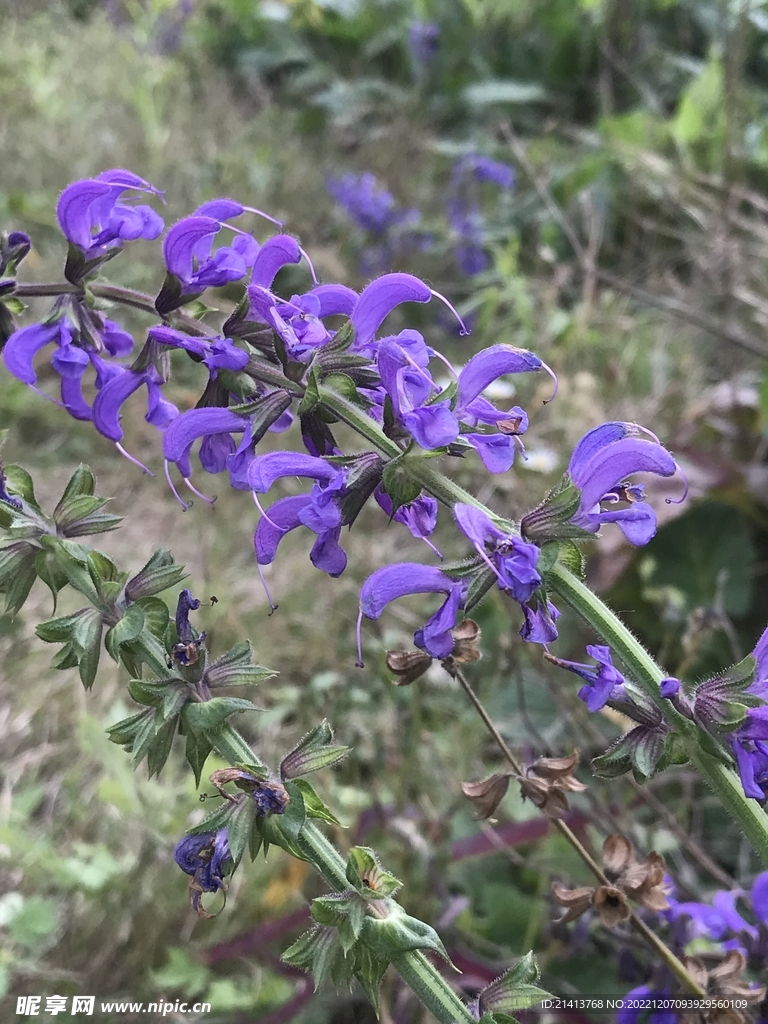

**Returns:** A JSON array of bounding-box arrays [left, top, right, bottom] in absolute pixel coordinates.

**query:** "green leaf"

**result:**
[[122, 631, 171, 678], [360, 903, 450, 961], [291, 779, 343, 826], [59, 464, 96, 503], [125, 549, 187, 601], [226, 796, 257, 866], [185, 729, 213, 788], [478, 952, 549, 1014], [4, 465, 41, 511], [37, 608, 93, 643], [53, 494, 109, 530], [107, 710, 151, 748], [34, 549, 70, 609], [3, 551, 37, 615], [73, 609, 104, 688], [50, 642, 80, 671], [280, 720, 350, 778], [352, 946, 389, 1014], [146, 716, 178, 778], [205, 641, 275, 688], [133, 596, 170, 638], [381, 455, 422, 513], [187, 801, 235, 836], [182, 697, 258, 732], [104, 604, 145, 662], [39, 536, 102, 606], [297, 366, 321, 416], [346, 847, 402, 898]]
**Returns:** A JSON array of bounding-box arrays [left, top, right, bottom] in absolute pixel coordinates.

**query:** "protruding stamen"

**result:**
[[355, 607, 365, 668], [30, 384, 65, 409], [422, 536, 443, 560], [429, 288, 470, 336], [539, 359, 559, 404], [429, 348, 458, 381], [299, 246, 319, 284], [184, 477, 217, 505], [665, 460, 689, 505], [117, 443, 155, 477], [251, 491, 283, 531], [243, 205, 284, 228], [164, 459, 192, 510], [257, 563, 277, 614]]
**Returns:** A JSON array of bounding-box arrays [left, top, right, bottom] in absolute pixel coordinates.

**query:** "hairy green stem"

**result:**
[[297, 820, 476, 1024], [207, 721, 475, 1022]]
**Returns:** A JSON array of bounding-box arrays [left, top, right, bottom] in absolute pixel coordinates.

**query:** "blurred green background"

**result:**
[[3, 0, 768, 1020]]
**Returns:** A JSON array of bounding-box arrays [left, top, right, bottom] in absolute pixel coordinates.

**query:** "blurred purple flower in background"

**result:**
[[408, 21, 440, 65]]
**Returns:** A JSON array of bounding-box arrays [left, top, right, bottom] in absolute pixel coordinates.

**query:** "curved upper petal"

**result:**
[[351, 273, 432, 348], [254, 494, 310, 564], [359, 563, 459, 619], [310, 283, 358, 317], [163, 216, 220, 281], [56, 179, 113, 249], [569, 422, 651, 482], [250, 235, 302, 289], [60, 374, 93, 421], [247, 451, 338, 493], [195, 198, 244, 220], [92, 369, 147, 441], [3, 322, 60, 384], [577, 438, 677, 513], [163, 407, 249, 476], [456, 345, 542, 413]]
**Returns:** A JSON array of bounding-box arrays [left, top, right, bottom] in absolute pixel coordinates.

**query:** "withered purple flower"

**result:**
[[174, 829, 232, 917]]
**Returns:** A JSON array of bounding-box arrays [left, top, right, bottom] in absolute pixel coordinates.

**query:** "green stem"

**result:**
[[208, 723, 475, 1022], [318, 383, 768, 869], [298, 820, 476, 1024], [547, 562, 768, 869]]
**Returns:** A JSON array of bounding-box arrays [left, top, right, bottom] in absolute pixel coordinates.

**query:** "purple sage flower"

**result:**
[[546, 645, 626, 712], [568, 422, 682, 545], [356, 563, 467, 665], [57, 169, 164, 258], [454, 504, 541, 604]]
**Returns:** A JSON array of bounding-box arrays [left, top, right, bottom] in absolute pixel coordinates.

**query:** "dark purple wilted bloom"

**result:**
[[454, 504, 541, 604], [568, 422, 682, 546], [174, 829, 232, 915], [408, 21, 440, 64], [356, 562, 467, 664], [546, 645, 626, 712], [210, 766, 290, 816], [667, 872, 768, 963], [171, 588, 207, 666], [57, 169, 164, 258], [520, 597, 560, 644]]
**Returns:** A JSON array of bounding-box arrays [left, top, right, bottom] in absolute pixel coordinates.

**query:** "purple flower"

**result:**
[[408, 21, 440, 64], [249, 453, 350, 595], [454, 504, 541, 604], [147, 326, 249, 375], [56, 169, 164, 258], [174, 829, 232, 915], [520, 597, 560, 644], [351, 272, 469, 349], [327, 173, 411, 236], [546, 645, 626, 712], [375, 488, 440, 557], [568, 422, 681, 546], [163, 216, 254, 291], [356, 563, 467, 664]]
